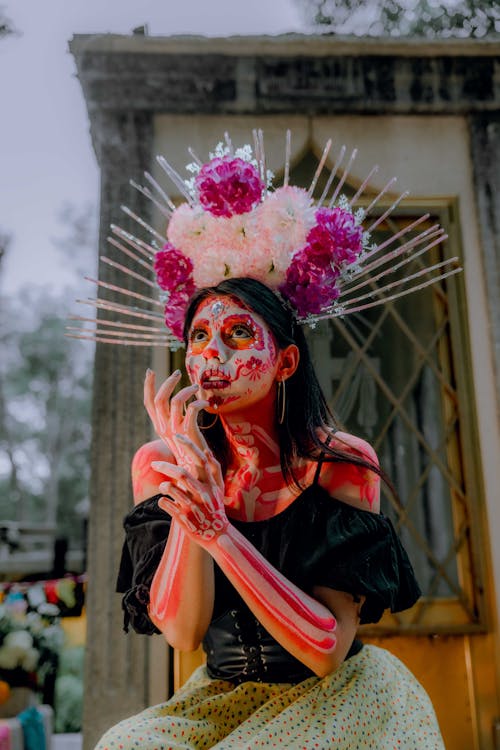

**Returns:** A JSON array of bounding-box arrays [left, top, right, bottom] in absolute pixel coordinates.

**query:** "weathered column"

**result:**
[[469, 113, 500, 407], [82, 108, 157, 749]]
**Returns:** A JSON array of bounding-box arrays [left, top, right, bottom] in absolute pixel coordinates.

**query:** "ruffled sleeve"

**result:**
[[116, 495, 171, 635], [308, 497, 421, 623]]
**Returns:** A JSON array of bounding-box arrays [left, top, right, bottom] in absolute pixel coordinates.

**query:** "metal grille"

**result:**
[[306, 212, 480, 632]]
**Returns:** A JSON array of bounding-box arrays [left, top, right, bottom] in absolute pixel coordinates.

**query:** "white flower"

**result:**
[[21, 647, 40, 672], [0, 644, 21, 669], [4, 630, 33, 652]]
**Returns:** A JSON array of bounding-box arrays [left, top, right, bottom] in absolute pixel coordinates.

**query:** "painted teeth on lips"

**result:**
[[200, 368, 231, 390]]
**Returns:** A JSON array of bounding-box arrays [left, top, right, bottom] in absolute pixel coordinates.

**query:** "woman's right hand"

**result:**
[[143, 368, 211, 479]]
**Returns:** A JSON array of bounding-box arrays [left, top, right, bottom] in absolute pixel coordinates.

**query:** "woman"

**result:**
[[97, 277, 445, 750]]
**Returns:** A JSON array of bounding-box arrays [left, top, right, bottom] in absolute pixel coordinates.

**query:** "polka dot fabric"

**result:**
[[95, 646, 444, 749]]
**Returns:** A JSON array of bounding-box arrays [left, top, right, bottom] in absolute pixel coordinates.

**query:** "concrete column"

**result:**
[[82, 109, 161, 750], [469, 113, 500, 409]]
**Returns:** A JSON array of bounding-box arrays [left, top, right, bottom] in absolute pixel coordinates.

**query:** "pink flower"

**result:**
[[307, 207, 363, 268], [195, 157, 264, 217], [163, 289, 192, 339], [154, 244, 196, 296]]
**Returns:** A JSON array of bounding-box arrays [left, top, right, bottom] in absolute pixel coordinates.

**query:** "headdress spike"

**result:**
[[308, 139, 332, 198], [283, 130, 291, 187], [318, 145, 346, 205], [328, 148, 358, 207], [120, 205, 165, 243], [156, 155, 194, 203], [99, 255, 157, 288]]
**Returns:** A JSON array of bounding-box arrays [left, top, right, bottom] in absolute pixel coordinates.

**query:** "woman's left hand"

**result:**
[[152, 434, 228, 546]]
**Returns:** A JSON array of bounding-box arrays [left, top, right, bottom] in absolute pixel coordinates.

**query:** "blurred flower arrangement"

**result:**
[[0, 592, 64, 701]]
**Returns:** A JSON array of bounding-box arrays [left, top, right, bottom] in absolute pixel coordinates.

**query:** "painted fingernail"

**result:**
[[172, 369, 181, 377], [145, 368, 152, 377], [151, 461, 163, 470], [159, 482, 171, 493]]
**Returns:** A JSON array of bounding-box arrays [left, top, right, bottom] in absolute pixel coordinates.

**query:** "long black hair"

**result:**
[[183, 277, 381, 488]]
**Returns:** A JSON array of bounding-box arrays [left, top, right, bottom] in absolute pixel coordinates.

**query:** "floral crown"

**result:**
[[68, 131, 461, 349]]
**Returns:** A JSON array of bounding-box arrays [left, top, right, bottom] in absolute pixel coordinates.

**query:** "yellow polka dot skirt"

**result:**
[[95, 645, 445, 749]]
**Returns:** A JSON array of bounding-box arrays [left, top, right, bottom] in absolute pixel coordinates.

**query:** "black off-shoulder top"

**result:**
[[116, 479, 421, 684]]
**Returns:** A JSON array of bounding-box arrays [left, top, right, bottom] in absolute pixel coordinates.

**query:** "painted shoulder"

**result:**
[[131, 439, 175, 505], [317, 429, 381, 513]]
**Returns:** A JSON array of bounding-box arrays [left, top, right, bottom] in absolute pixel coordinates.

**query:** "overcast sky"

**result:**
[[0, 0, 304, 296]]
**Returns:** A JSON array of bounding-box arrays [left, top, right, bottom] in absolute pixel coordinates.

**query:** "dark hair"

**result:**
[[183, 277, 381, 488]]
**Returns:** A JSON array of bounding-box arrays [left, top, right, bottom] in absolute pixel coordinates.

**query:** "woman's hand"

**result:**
[[152, 435, 227, 546], [144, 369, 211, 478]]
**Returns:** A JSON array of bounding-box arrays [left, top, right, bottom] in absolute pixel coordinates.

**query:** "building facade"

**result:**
[[70, 34, 500, 749]]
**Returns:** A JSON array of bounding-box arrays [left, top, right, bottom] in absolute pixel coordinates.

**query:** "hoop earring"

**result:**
[[199, 411, 219, 430], [277, 380, 287, 425]]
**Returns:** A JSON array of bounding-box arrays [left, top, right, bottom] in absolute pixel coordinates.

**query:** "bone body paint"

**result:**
[[147, 295, 377, 671]]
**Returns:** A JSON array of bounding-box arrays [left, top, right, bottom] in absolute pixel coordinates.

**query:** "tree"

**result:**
[[0, 205, 96, 552], [296, 0, 500, 38]]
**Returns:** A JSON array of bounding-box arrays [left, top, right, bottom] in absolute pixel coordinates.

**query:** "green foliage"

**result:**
[[54, 646, 84, 732], [0, 204, 96, 555], [298, 0, 500, 37], [0, 290, 93, 547]]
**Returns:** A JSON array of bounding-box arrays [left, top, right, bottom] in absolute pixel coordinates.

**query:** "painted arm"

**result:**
[[132, 371, 216, 651], [154, 437, 362, 677]]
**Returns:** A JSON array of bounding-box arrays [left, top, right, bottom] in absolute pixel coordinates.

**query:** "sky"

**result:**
[[0, 0, 304, 297]]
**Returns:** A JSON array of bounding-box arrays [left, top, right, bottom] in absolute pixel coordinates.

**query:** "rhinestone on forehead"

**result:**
[[211, 300, 225, 316]]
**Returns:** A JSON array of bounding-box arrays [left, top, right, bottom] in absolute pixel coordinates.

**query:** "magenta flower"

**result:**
[[280, 246, 341, 317], [163, 289, 193, 339], [154, 244, 196, 295], [307, 207, 363, 267], [195, 157, 264, 217], [154, 244, 196, 338]]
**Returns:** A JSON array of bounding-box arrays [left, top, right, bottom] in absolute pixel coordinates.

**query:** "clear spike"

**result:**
[[284, 130, 291, 187], [130, 179, 172, 219], [349, 165, 379, 207], [224, 132, 234, 155], [65, 333, 179, 348], [364, 176, 398, 216], [308, 139, 332, 198], [340, 225, 444, 290], [306, 265, 462, 322], [120, 205, 165, 243], [328, 148, 357, 207], [84, 277, 164, 308], [367, 191, 410, 233], [156, 155, 194, 202], [144, 171, 176, 211], [77, 298, 165, 322], [366, 214, 430, 261], [187, 147, 203, 167], [339, 233, 448, 299], [110, 225, 156, 260], [258, 129, 266, 184], [68, 315, 166, 333], [107, 237, 154, 272], [99, 256, 157, 288], [339, 258, 459, 309], [318, 145, 346, 205], [66, 326, 171, 341]]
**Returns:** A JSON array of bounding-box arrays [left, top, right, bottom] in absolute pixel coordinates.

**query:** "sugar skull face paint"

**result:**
[[186, 295, 279, 413]]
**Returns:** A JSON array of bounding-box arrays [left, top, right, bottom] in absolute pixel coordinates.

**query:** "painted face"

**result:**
[[186, 295, 279, 413]]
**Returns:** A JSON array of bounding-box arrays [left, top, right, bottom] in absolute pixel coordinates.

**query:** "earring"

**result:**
[[199, 411, 219, 430], [277, 380, 287, 425]]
